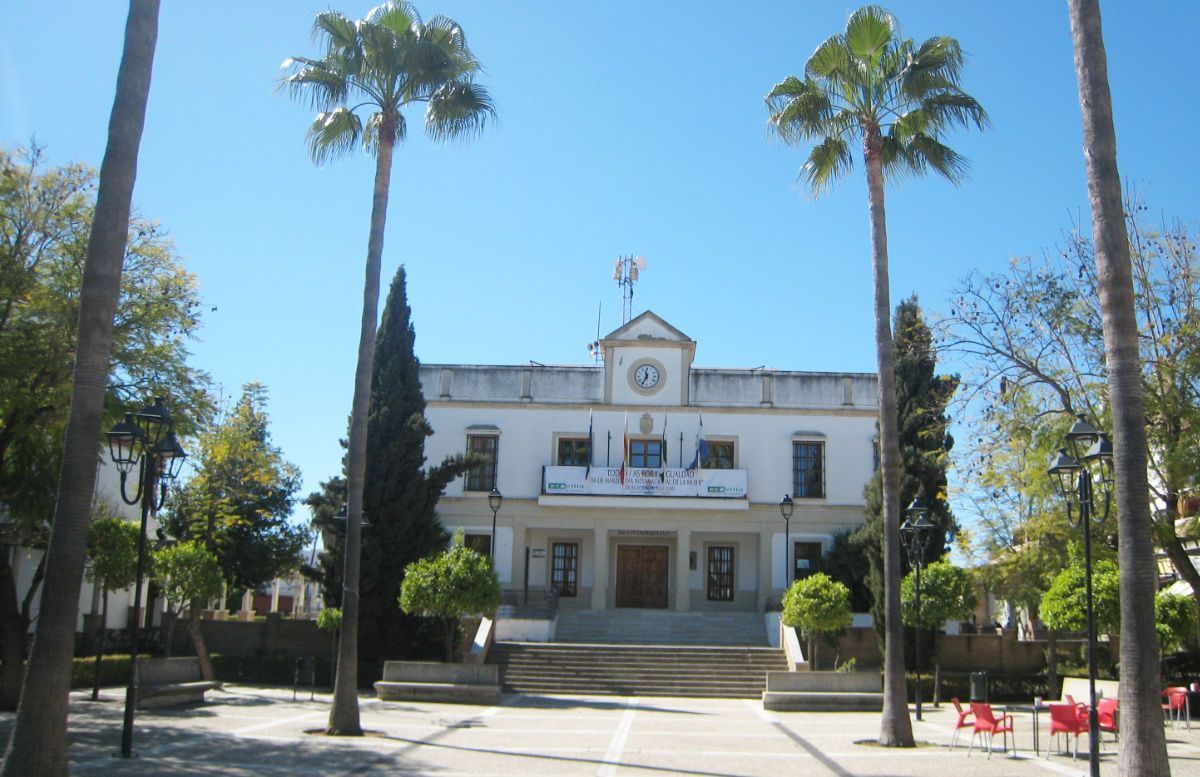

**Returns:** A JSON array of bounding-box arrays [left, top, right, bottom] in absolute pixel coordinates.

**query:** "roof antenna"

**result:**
[[613, 254, 646, 324], [587, 301, 603, 363]]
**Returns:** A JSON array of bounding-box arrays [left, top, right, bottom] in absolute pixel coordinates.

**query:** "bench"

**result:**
[[374, 661, 500, 705], [136, 657, 221, 709]]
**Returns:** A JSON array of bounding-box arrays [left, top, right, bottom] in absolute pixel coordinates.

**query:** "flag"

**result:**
[[688, 413, 707, 470], [660, 414, 668, 481], [585, 409, 594, 479], [619, 411, 629, 485]]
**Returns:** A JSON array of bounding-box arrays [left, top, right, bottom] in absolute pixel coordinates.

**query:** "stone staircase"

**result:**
[[490, 642, 787, 698], [552, 609, 769, 646]]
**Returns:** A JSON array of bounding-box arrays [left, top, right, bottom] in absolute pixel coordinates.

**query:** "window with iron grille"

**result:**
[[557, 437, 591, 467], [707, 546, 734, 601], [630, 439, 662, 468], [466, 434, 498, 491], [703, 440, 735, 469], [792, 441, 825, 498], [551, 542, 578, 597]]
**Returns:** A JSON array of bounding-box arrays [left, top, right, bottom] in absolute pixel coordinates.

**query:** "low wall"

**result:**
[[197, 615, 330, 658], [833, 627, 1070, 674]]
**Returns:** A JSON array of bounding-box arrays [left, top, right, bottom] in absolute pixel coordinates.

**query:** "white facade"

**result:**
[[422, 312, 878, 612]]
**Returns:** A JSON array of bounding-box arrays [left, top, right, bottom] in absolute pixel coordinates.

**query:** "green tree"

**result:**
[[399, 538, 500, 662], [85, 513, 139, 700], [901, 561, 976, 630], [1040, 559, 1120, 636], [1, 3, 165, 771], [766, 7, 985, 744], [1068, 1, 1167, 770], [282, 0, 494, 736], [360, 267, 472, 660], [316, 607, 342, 689], [856, 296, 958, 634], [153, 540, 222, 681], [0, 144, 210, 710], [163, 383, 305, 592], [781, 573, 853, 668], [1155, 592, 1196, 656]]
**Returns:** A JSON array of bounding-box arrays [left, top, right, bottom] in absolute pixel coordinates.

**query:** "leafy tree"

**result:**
[[163, 383, 305, 592], [85, 514, 139, 700], [282, 0, 494, 737], [781, 573, 852, 668], [766, 8, 985, 744], [1069, 1, 1167, 770], [1, 3, 166, 771], [813, 530, 871, 612], [1155, 592, 1196, 656], [399, 538, 500, 662], [316, 607, 342, 689], [1039, 559, 1120, 636], [0, 144, 211, 711], [856, 296, 958, 634], [153, 540, 222, 681], [901, 560, 976, 630]]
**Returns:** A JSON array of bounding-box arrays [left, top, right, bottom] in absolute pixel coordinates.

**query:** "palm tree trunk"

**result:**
[[327, 124, 395, 737], [91, 586, 108, 701], [0, 2, 159, 774], [1068, 2, 1169, 774], [864, 126, 914, 748]]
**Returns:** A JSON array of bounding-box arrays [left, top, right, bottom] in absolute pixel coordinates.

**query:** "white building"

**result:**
[[422, 312, 878, 613]]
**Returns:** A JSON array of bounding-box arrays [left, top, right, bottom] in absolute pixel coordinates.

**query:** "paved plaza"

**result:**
[[6, 686, 1200, 776]]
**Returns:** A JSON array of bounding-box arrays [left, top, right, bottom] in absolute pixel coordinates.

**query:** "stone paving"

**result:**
[[4, 686, 1200, 776]]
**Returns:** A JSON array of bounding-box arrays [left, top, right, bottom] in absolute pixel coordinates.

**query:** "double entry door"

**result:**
[[615, 545, 669, 608]]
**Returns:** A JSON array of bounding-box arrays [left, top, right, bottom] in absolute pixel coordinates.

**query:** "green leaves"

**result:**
[[85, 515, 139, 591], [1040, 559, 1120, 634], [901, 560, 976, 629], [781, 572, 853, 638], [398, 538, 500, 620], [153, 540, 222, 611]]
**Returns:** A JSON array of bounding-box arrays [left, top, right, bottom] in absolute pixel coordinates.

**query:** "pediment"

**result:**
[[602, 311, 692, 344]]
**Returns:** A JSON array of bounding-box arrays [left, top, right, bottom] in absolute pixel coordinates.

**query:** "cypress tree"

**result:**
[[855, 295, 958, 635], [306, 267, 473, 660]]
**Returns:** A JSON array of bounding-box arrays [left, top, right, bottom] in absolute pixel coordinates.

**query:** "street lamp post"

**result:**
[[1047, 414, 1113, 777], [488, 487, 503, 562], [900, 498, 934, 722], [779, 495, 794, 590], [105, 398, 186, 759]]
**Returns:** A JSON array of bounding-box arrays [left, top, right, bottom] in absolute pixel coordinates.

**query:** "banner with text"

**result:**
[[543, 466, 747, 498]]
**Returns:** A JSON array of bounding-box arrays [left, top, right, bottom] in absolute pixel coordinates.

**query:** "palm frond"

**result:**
[[426, 81, 495, 142], [844, 5, 897, 66], [802, 136, 853, 196], [766, 76, 835, 144], [885, 132, 970, 184], [313, 11, 358, 53], [362, 110, 406, 155], [305, 108, 363, 165], [367, 0, 421, 37], [917, 91, 990, 133], [279, 57, 350, 110], [805, 36, 850, 82]]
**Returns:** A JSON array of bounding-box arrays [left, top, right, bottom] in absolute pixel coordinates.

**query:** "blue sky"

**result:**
[[2, 1, 1197, 525]]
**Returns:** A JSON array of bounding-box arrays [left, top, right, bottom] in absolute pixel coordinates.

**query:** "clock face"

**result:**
[[634, 364, 660, 389]]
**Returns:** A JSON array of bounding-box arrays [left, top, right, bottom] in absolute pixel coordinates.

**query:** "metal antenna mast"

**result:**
[[612, 254, 647, 325]]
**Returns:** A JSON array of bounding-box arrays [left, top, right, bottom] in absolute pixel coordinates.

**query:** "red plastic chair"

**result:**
[[1163, 687, 1190, 728], [967, 702, 1015, 758], [1048, 702, 1087, 759], [949, 697, 974, 748], [1097, 697, 1119, 747]]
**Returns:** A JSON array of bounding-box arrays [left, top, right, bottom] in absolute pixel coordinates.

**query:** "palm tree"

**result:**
[[1067, 1, 1170, 773], [282, 1, 493, 736], [766, 5, 986, 746], [0, 1, 162, 774]]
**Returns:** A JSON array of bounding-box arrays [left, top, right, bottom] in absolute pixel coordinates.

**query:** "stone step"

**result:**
[[552, 610, 769, 647], [490, 641, 787, 699]]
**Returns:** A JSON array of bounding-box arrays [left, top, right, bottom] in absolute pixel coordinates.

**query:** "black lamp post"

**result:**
[[779, 495, 794, 590], [106, 398, 186, 759], [1047, 414, 1113, 777], [488, 487, 503, 561], [900, 498, 934, 722]]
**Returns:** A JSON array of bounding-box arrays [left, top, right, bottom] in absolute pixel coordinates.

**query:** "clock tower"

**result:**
[[600, 311, 695, 407]]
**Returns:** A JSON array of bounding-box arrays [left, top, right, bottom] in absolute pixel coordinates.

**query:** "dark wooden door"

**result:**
[[615, 545, 669, 608]]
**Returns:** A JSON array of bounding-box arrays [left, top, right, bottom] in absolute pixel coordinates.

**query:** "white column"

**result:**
[[675, 530, 692, 612], [591, 528, 608, 610], [270, 579, 281, 612], [757, 530, 773, 611]]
